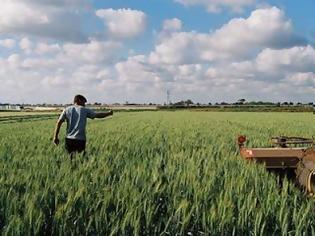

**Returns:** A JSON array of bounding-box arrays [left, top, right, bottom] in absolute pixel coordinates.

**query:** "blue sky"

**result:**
[[0, 0, 314, 104]]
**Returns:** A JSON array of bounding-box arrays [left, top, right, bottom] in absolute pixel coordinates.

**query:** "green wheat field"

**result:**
[[1, 111, 315, 235]]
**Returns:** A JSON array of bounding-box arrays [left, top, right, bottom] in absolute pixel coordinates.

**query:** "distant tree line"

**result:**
[[1, 99, 313, 107], [166, 99, 313, 107]]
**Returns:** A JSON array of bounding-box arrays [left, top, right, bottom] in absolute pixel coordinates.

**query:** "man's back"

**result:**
[[59, 105, 96, 141], [53, 95, 113, 157]]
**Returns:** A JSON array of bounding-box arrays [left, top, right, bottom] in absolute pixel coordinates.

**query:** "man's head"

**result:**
[[74, 95, 87, 106]]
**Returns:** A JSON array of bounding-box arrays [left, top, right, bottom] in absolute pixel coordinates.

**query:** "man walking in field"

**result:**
[[53, 95, 113, 158]]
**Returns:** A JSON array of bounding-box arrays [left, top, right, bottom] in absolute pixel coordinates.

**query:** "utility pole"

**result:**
[[166, 89, 171, 105]]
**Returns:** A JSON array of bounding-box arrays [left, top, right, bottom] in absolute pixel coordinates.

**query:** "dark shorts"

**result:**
[[65, 138, 86, 154]]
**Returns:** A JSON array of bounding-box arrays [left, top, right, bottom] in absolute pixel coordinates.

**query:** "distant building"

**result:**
[[33, 106, 61, 111], [0, 104, 22, 111]]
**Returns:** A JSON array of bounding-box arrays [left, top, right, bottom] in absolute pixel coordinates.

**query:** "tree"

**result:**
[[185, 99, 194, 106], [237, 99, 246, 105]]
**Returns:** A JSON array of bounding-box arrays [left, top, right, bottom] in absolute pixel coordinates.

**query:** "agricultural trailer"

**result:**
[[238, 136, 315, 194]]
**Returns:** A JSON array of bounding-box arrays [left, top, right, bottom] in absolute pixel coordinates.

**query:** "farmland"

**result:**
[[0, 111, 315, 235]]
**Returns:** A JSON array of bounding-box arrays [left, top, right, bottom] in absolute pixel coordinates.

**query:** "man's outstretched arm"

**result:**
[[95, 110, 113, 119], [53, 119, 64, 145]]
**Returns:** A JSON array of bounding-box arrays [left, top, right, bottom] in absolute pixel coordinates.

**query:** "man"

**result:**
[[53, 95, 113, 158]]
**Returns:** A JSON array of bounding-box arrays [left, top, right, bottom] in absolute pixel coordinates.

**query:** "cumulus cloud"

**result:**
[[14, 39, 122, 70], [256, 46, 315, 74], [7, 54, 22, 68], [96, 8, 147, 39], [35, 42, 61, 55], [0, 39, 15, 48], [144, 43, 315, 102], [158, 18, 183, 39], [205, 45, 315, 81], [62, 40, 122, 64], [149, 32, 205, 65], [150, 7, 305, 65], [174, 0, 257, 13], [0, 4, 313, 104], [0, 0, 88, 42], [19, 38, 33, 53], [0, 37, 126, 103], [116, 55, 160, 83], [284, 73, 315, 87], [209, 7, 304, 51], [163, 18, 182, 32], [26, 0, 88, 8], [96, 69, 113, 80], [200, 45, 315, 102]]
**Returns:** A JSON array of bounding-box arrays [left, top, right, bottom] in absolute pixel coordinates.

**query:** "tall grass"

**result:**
[[0, 112, 314, 235]]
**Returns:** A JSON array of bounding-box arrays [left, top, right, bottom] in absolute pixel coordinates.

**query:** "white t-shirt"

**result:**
[[58, 105, 96, 141]]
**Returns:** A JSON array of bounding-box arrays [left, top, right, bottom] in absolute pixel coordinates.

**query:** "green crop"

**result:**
[[0, 111, 315, 235]]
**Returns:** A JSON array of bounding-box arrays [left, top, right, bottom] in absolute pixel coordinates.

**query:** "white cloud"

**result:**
[[209, 7, 302, 52], [0, 5, 313, 104], [163, 18, 182, 32], [199, 45, 315, 102], [284, 73, 315, 87], [159, 64, 204, 82], [0, 39, 15, 48], [41, 75, 68, 88], [159, 18, 183, 40], [178, 64, 202, 77], [0, 37, 127, 103], [26, 0, 88, 8], [0, 1, 49, 27], [19, 38, 33, 53], [1, 43, 314, 104], [0, 0, 88, 42], [150, 7, 305, 65], [96, 8, 147, 39], [256, 46, 315, 74], [204, 45, 315, 82], [7, 54, 22, 68], [96, 69, 112, 80], [150, 31, 211, 64], [21, 57, 60, 70], [115, 55, 160, 83], [62, 40, 122, 64], [35, 42, 61, 55], [174, 0, 257, 13], [143, 45, 315, 102]]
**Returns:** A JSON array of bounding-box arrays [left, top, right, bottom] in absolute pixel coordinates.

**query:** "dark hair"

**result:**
[[74, 94, 87, 104]]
